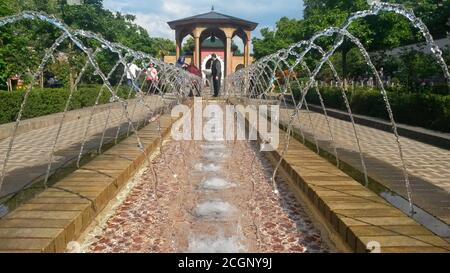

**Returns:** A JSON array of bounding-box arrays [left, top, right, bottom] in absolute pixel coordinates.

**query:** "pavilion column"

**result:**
[[225, 35, 233, 76], [194, 35, 200, 67], [244, 40, 249, 67], [220, 27, 235, 77], [176, 38, 181, 61], [244, 31, 251, 67], [192, 27, 205, 68], [176, 43, 181, 60]]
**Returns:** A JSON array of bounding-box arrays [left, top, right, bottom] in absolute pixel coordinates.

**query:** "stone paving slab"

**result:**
[[0, 96, 172, 199], [0, 102, 122, 141], [229, 99, 450, 253], [0, 113, 177, 252], [272, 130, 450, 252], [305, 103, 450, 150], [276, 107, 450, 228]]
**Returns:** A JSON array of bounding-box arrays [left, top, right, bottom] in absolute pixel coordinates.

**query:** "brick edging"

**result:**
[[0, 113, 178, 252]]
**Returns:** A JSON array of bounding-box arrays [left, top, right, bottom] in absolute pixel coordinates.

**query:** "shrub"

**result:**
[[297, 86, 450, 133], [0, 85, 136, 124]]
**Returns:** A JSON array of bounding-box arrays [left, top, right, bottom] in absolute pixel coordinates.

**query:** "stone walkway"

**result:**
[[80, 103, 330, 253], [0, 96, 171, 199], [278, 107, 450, 226]]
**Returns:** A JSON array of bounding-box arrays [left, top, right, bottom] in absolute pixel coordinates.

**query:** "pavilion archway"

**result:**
[[168, 7, 257, 78]]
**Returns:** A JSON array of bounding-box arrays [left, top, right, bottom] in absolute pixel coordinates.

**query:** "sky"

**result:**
[[103, 0, 305, 44]]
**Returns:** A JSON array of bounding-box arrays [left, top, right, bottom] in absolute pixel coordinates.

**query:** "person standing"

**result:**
[[126, 62, 140, 92], [145, 63, 159, 94], [187, 60, 202, 97], [176, 56, 187, 69], [211, 54, 222, 97]]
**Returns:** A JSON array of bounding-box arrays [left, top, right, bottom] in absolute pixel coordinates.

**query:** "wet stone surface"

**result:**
[[82, 107, 329, 253]]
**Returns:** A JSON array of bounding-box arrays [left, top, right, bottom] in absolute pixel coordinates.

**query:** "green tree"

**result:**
[[182, 37, 195, 54], [389, 0, 450, 39], [0, 0, 14, 17], [253, 0, 449, 78], [0, 0, 176, 89], [151, 37, 176, 58]]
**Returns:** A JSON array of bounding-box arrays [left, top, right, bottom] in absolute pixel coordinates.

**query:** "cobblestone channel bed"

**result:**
[[79, 104, 330, 253]]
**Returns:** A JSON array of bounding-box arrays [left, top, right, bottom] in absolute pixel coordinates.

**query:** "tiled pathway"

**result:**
[[0, 96, 169, 198]]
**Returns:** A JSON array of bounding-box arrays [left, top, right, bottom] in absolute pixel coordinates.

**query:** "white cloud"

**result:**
[[103, 0, 137, 12], [162, 0, 195, 17], [133, 12, 174, 40], [103, 0, 304, 41]]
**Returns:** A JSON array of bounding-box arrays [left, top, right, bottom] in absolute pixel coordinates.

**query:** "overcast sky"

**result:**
[[103, 0, 305, 42]]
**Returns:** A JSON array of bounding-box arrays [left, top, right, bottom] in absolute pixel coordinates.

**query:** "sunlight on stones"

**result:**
[[194, 200, 236, 220], [200, 177, 236, 190], [194, 163, 222, 172], [187, 233, 245, 253], [203, 151, 229, 160]]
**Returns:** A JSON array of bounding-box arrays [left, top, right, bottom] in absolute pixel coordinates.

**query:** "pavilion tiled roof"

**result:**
[[168, 10, 258, 30]]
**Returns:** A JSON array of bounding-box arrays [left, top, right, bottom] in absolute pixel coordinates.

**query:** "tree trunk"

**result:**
[[68, 42, 75, 90], [69, 70, 74, 90], [40, 72, 44, 88], [342, 47, 348, 81]]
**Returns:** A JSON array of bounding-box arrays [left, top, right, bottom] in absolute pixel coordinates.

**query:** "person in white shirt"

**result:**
[[126, 63, 141, 91]]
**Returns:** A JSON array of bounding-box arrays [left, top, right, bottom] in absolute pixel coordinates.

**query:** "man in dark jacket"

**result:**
[[211, 54, 222, 97]]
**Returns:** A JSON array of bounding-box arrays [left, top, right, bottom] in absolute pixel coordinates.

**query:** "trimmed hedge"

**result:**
[[0, 86, 134, 124], [296, 87, 450, 133]]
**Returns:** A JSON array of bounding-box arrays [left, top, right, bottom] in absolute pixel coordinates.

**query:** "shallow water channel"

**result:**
[[79, 103, 330, 253]]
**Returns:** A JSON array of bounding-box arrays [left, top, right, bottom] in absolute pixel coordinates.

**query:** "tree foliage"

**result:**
[[253, 0, 450, 73], [0, 0, 176, 89]]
